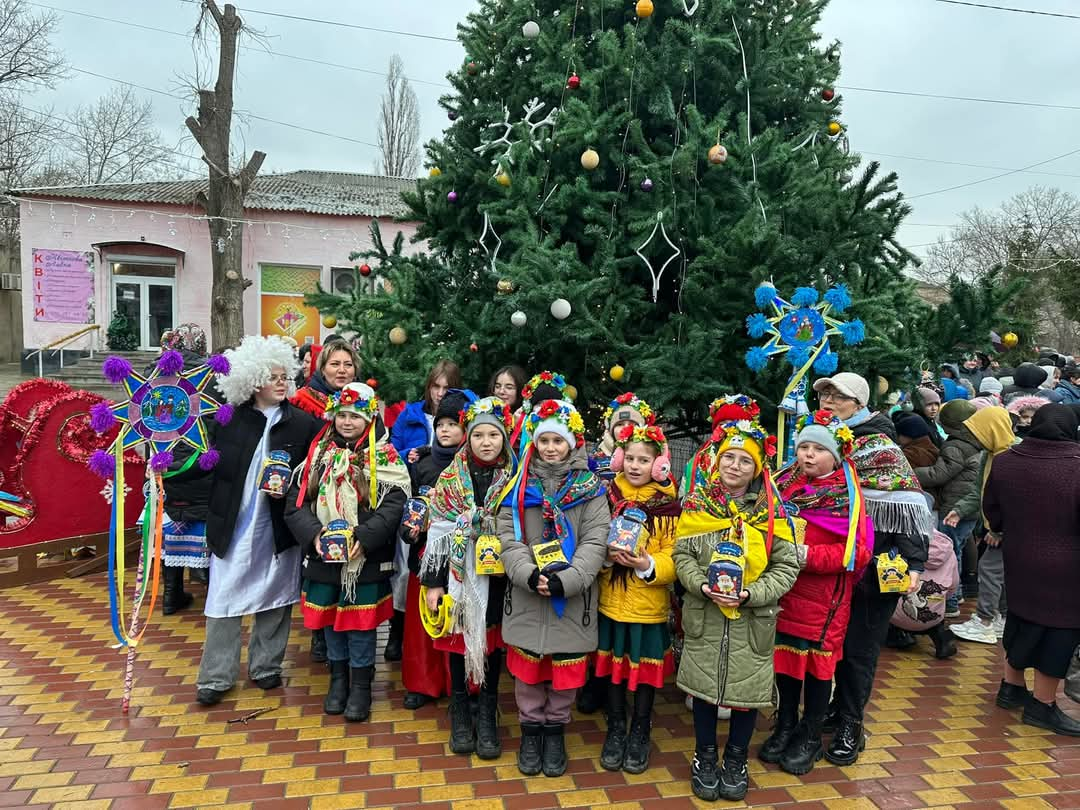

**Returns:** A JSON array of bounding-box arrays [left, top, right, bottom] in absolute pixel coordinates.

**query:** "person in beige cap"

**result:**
[[810, 372, 932, 766]]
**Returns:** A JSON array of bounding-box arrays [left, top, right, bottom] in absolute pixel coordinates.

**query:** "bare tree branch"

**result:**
[[65, 87, 173, 185], [0, 0, 65, 92], [377, 54, 420, 178]]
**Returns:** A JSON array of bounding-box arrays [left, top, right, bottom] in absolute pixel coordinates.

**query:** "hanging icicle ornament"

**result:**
[[744, 282, 865, 464], [88, 349, 227, 711], [478, 212, 503, 274], [681, 0, 700, 15], [635, 211, 682, 303]]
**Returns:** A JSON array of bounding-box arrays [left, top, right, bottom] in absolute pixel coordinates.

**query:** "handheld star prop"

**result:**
[[744, 283, 865, 464], [86, 350, 230, 712]]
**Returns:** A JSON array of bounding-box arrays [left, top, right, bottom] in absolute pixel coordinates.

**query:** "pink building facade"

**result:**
[[13, 171, 420, 360]]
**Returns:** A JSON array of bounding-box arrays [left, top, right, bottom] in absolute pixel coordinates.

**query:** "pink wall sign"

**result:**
[[32, 249, 95, 323]]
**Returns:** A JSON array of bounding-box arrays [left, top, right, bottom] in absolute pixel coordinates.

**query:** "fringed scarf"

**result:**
[[677, 474, 793, 619], [421, 446, 513, 687], [498, 444, 605, 618], [850, 433, 934, 544], [607, 475, 681, 589], [300, 424, 411, 600]]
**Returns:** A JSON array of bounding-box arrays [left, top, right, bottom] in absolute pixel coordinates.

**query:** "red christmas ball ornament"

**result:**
[[821, 87, 835, 102], [469, 342, 479, 353], [366, 378, 378, 389], [359, 263, 372, 277], [466, 60, 479, 76], [567, 73, 581, 90]]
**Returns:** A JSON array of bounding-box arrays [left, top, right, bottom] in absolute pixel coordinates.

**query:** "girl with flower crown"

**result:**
[[285, 383, 411, 723], [498, 398, 611, 778], [675, 395, 798, 803], [509, 371, 571, 449], [589, 392, 656, 481], [418, 397, 517, 759], [596, 421, 681, 775], [761, 410, 873, 776]]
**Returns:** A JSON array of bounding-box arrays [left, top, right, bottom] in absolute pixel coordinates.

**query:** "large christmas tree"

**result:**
[[310, 0, 925, 429]]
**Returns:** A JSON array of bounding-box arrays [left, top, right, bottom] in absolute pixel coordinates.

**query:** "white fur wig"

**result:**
[[218, 335, 300, 405]]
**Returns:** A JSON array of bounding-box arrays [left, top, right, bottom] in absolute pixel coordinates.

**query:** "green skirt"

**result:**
[[594, 614, 674, 690], [301, 579, 393, 632]]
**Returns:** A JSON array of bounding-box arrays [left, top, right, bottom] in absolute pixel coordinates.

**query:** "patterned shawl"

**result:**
[[850, 433, 933, 543], [421, 447, 513, 686]]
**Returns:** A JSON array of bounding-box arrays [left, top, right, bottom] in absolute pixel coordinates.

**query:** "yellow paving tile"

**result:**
[[369, 757, 419, 775], [915, 788, 973, 806], [921, 771, 974, 788], [168, 789, 231, 808], [261, 767, 318, 783], [27, 786, 94, 804], [0, 759, 56, 777], [556, 789, 608, 808], [14, 772, 75, 790], [311, 795, 368, 810], [1003, 779, 1055, 797], [1000, 799, 1055, 810], [147, 776, 210, 794], [1006, 749, 1054, 765], [822, 800, 878, 810], [787, 783, 842, 801], [394, 771, 446, 788], [422, 784, 474, 802]]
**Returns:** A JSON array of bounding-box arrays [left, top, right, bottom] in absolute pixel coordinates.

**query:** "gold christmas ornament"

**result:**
[[610, 364, 625, 382], [429, 167, 442, 177], [636, 0, 654, 18], [1003, 331, 1019, 349], [496, 171, 511, 187], [388, 326, 408, 345], [708, 143, 728, 165], [877, 376, 889, 396], [581, 148, 600, 170], [564, 385, 578, 402], [497, 278, 514, 294], [828, 121, 842, 136], [322, 315, 338, 329]]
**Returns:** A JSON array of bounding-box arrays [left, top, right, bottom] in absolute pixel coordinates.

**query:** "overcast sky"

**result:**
[[29, 0, 1080, 258]]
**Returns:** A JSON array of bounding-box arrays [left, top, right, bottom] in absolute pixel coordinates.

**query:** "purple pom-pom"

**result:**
[[207, 354, 230, 375], [215, 403, 234, 425], [157, 350, 184, 376], [150, 451, 174, 473], [198, 448, 220, 471], [88, 449, 114, 479], [102, 356, 132, 384], [89, 401, 116, 433]]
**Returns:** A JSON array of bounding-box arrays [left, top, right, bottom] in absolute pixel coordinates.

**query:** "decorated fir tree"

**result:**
[[309, 0, 924, 428]]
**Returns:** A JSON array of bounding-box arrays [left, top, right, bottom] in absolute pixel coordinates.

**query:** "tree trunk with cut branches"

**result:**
[[377, 54, 420, 178], [185, 1, 265, 350]]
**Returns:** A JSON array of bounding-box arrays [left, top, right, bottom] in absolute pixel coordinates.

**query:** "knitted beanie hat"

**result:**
[[527, 399, 585, 448], [603, 392, 655, 432], [917, 386, 941, 406], [462, 396, 514, 442], [794, 409, 855, 467], [708, 394, 777, 476], [979, 376, 1003, 394], [435, 389, 472, 424], [895, 414, 931, 439], [940, 399, 977, 430], [325, 382, 378, 422]]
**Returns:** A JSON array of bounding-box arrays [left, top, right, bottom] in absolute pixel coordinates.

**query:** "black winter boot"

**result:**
[[384, 611, 404, 662], [825, 717, 865, 765], [929, 623, 958, 659], [310, 629, 328, 664], [576, 674, 604, 714], [1023, 698, 1080, 736], [622, 716, 652, 774], [323, 661, 349, 715], [759, 708, 799, 764], [717, 744, 749, 801], [541, 723, 567, 777], [600, 714, 627, 771], [475, 692, 501, 760], [691, 745, 720, 802], [162, 566, 193, 615], [996, 679, 1032, 710], [780, 720, 824, 775], [517, 722, 543, 775], [345, 665, 373, 722], [448, 692, 475, 754]]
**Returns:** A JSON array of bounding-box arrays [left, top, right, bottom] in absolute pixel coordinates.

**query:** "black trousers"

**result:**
[[832, 576, 901, 723]]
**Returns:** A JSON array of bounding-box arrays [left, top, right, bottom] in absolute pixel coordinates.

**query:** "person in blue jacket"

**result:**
[[384, 359, 462, 661]]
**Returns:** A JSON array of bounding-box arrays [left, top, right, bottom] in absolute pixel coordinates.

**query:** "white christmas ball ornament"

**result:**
[[522, 20, 540, 38], [550, 298, 572, 320], [511, 310, 528, 327]]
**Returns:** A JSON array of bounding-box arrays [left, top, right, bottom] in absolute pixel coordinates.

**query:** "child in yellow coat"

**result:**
[[596, 424, 682, 774]]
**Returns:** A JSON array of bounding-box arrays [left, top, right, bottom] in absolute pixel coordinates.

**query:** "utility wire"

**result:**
[[907, 145, 1080, 199], [839, 85, 1080, 112], [861, 150, 1080, 180], [929, 0, 1080, 20], [29, 3, 453, 89]]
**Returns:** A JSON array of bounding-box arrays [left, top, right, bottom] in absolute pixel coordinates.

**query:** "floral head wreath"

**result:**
[[520, 370, 569, 413], [603, 392, 656, 427], [614, 423, 667, 453], [324, 384, 379, 422], [526, 399, 586, 448], [709, 393, 761, 426], [461, 396, 515, 433], [795, 409, 856, 458]]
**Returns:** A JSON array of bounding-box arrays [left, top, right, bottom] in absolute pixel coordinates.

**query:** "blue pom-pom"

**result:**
[[791, 286, 820, 307], [788, 347, 811, 369], [839, 319, 866, 345], [88, 449, 114, 479], [754, 283, 777, 309], [102, 356, 132, 384], [746, 346, 770, 373], [824, 284, 852, 313], [157, 350, 184, 376], [814, 349, 839, 375], [746, 313, 770, 339]]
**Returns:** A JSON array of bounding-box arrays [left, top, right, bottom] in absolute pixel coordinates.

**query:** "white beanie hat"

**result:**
[[979, 377, 1003, 394]]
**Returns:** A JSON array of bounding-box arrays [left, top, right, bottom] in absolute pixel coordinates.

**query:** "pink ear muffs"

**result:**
[[651, 451, 672, 482], [610, 447, 625, 472]]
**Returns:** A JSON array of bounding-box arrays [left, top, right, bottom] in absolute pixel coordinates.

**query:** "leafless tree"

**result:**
[[66, 88, 172, 185], [186, 1, 266, 349], [0, 0, 65, 92], [377, 54, 420, 178]]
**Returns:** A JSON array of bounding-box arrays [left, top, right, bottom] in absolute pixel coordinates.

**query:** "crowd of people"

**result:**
[[150, 327, 1080, 804]]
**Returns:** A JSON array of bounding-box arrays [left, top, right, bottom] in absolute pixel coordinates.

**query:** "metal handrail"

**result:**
[[25, 324, 102, 378]]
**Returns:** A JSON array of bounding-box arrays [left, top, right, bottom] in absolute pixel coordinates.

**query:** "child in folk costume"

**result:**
[[397, 390, 474, 709], [762, 411, 873, 776], [597, 422, 681, 775], [589, 392, 656, 481], [285, 383, 410, 722], [675, 395, 799, 803], [498, 399, 611, 778], [509, 371, 571, 450], [419, 397, 517, 759]]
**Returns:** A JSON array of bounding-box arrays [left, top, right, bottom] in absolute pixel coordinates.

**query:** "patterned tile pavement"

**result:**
[[2, 576, 1080, 809]]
